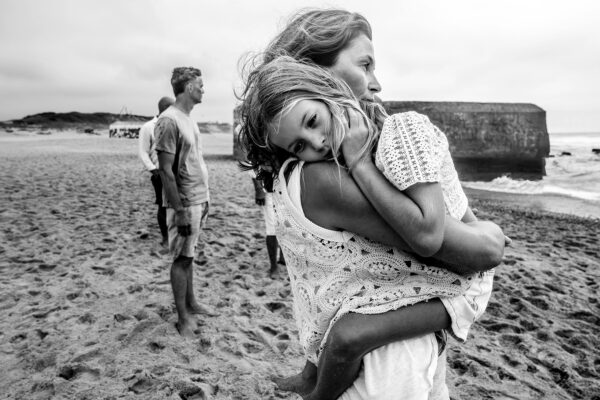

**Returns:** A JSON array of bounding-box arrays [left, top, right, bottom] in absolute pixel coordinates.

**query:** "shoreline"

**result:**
[[463, 187, 600, 221], [3, 127, 600, 222]]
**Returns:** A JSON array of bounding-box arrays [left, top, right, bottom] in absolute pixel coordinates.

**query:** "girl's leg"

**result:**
[[266, 235, 279, 277], [306, 299, 451, 400]]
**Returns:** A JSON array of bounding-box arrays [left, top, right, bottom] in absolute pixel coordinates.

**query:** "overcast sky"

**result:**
[[1, 0, 598, 133]]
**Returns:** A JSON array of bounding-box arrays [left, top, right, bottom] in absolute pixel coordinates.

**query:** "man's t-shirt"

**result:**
[[154, 106, 209, 207]]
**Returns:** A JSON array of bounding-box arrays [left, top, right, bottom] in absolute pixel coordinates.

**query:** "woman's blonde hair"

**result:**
[[238, 56, 388, 184], [264, 8, 372, 67]]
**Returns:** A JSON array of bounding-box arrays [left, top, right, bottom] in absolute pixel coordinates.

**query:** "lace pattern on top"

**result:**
[[272, 159, 473, 364], [375, 111, 468, 219]]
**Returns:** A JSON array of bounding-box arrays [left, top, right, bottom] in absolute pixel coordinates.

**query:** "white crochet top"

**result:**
[[375, 111, 468, 220], [375, 111, 495, 343], [272, 159, 474, 363]]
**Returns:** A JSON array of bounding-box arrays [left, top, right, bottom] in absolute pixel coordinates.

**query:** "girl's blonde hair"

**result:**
[[238, 56, 388, 185]]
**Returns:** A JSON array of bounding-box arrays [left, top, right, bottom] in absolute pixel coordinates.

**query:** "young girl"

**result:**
[[239, 56, 505, 399]]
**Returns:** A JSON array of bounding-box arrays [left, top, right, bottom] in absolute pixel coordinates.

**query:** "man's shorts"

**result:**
[[263, 192, 276, 236], [150, 173, 163, 206], [167, 203, 208, 259]]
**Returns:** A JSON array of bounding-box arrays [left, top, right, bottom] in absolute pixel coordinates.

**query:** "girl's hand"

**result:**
[[341, 107, 372, 172]]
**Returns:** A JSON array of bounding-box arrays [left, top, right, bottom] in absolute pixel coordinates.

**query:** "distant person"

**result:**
[[138, 96, 174, 247], [155, 67, 214, 337], [249, 170, 285, 278]]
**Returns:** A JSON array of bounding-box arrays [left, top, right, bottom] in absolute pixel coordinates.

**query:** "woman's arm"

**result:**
[[301, 162, 504, 274]]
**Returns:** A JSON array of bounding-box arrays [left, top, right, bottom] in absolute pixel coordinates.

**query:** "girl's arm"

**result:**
[[351, 160, 446, 257], [349, 160, 506, 269], [342, 110, 446, 257], [343, 110, 447, 257], [301, 161, 504, 274]]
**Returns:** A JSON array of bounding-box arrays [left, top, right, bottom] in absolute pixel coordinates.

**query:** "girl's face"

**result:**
[[269, 99, 333, 162], [328, 34, 381, 100]]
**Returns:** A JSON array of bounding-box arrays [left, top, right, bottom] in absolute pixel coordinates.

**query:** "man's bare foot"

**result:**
[[272, 372, 316, 396], [187, 302, 218, 317], [175, 318, 196, 338], [269, 266, 280, 279]]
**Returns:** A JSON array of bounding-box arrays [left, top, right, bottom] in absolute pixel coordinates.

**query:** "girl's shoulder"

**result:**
[[385, 111, 431, 127], [381, 111, 436, 141]]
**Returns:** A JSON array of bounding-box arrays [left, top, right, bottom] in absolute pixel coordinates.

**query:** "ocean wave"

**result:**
[[462, 176, 600, 202], [465, 133, 600, 202]]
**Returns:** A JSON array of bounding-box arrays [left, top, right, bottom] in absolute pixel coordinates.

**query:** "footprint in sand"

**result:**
[[519, 318, 538, 332], [175, 382, 208, 400], [264, 301, 285, 313], [91, 265, 115, 276], [66, 291, 80, 301], [148, 340, 166, 353], [38, 263, 56, 271], [242, 341, 264, 354], [57, 363, 100, 381], [501, 354, 521, 368], [479, 320, 524, 334], [70, 348, 102, 363], [260, 325, 278, 336], [568, 310, 600, 325], [127, 374, 162, 395], [78, 312, 96, 324], [527, 297, 550, 311], [9, 333, 27, 343]]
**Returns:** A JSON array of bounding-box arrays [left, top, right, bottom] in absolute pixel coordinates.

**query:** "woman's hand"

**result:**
[[341, 107, 372, 172]]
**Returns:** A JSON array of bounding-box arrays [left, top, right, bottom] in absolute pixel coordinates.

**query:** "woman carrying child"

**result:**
[[239, 9, 507, 399]]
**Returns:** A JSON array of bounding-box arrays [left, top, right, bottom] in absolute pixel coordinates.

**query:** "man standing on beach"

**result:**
[[155, 67, 214, 337], [138, 96, 174, 248]]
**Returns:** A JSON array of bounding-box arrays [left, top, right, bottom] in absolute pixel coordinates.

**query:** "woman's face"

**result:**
[[328, 33, 381, 101]]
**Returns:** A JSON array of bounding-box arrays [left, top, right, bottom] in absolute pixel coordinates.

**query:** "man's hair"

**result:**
[[170, 67, 202, 96], [264, 8, 372, 67], [157, 96, 174, 114], [237, 56, 386, 186]]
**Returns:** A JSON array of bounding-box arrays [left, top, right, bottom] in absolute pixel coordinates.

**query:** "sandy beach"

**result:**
[[0, 130, 598, 400]]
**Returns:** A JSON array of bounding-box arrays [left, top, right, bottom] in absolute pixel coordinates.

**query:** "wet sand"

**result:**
[[0, 130, 598, 399]]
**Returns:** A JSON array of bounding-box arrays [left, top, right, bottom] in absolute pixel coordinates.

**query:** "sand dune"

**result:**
[[0, 130, 598, 399]]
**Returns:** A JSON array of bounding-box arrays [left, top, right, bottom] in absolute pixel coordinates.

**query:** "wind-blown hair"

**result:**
[[264, 8, 372, 66], [237, 56, 388, 187]]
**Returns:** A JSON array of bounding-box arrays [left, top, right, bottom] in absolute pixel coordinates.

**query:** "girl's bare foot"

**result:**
[[272, 361, 317, 396], [272, 373, 315, 396]]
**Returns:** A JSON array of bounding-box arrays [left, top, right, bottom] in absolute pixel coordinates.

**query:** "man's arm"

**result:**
[[155, 118, 192, 236], [138, 122, 157, 171], [158, 151, 192, 236]]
